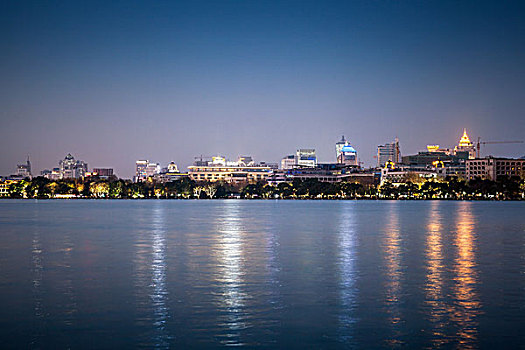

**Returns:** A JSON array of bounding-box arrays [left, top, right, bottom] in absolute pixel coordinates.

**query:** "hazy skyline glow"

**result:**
[[1, 1, 524, 178]]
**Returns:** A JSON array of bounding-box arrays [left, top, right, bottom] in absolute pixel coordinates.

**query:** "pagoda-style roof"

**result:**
[[458, 129, 472, 147]]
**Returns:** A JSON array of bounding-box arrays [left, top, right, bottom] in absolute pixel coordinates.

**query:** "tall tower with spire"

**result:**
[[26, 155, 31, 176], [335, 135, 358, 166], [16, 154, 32, 178], [335, 135, 347, 160], [455, 129, 476, 159]]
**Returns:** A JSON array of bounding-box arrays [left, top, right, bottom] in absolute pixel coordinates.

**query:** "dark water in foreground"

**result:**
[[0, 200, 524, 349]]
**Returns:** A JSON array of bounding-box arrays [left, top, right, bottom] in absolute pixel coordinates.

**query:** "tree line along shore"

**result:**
[[1, 175, 524, 200]]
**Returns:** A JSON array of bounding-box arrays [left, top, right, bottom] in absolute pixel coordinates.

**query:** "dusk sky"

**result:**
[[1, 0, 524, 178]]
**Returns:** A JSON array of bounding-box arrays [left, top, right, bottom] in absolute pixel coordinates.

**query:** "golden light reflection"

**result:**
[[451, 202, 481, 349], [424, 201, 447, 347], [214, 201, 249, 346], [383, 202, 403, 346], [338, 201, 358, 342]]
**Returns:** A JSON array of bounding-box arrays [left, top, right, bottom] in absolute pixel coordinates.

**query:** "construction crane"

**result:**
[[476, 137, 524, 157]]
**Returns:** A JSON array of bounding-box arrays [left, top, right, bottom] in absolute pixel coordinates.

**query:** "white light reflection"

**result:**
[[338, 201, 358, 344], [30, 211, 44, 348], [382, 202, 403, 347], [150, 202, 170, 348], [61, 229, 77, 327], [214, 201, 249, 346], [134, 203, 170, 348], [424, 201, 447, 347]]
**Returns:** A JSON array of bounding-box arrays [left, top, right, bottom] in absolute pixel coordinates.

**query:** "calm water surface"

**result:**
[[0, 200, 524, 348]]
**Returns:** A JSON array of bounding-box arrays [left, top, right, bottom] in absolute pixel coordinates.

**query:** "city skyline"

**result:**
[[3, 128, 523, 179], [2, 1, 525, 178]]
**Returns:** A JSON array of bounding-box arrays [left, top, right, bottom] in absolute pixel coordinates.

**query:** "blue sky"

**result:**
[[1, 0, 524, 177]]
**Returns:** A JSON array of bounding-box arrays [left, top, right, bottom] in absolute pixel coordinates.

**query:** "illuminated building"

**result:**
[[41, 168, 61, 180], [267, 164, 377, 186], [454, 129, 476, 159], [296, 149, 317, 167], [426, 145, 452, 155], [135, 160, 161, 182], [16, 156, 32, 178], [0, 180, 13, 197], [281, 155, 295, 170], [338, 144, 358, 166], [377, 139, 400, 167], [153, 161, 189, 182], [380, 166, 437, 185], [188, 156, 274, 183], [335, 136, 348, 159], [335, 136, 359, 166], [59, 153, 88, 179], [466, 157, 525, 180], [167, 162, 178, 173], [402, 151, 460, 166], [86, 168, 114, 179]]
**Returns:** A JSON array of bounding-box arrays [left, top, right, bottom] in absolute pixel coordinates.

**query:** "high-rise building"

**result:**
[[377, 138, 400, 167], [59, 153, 88, 179], [16, 155, 31, 178], [296, 149, 317, 167]]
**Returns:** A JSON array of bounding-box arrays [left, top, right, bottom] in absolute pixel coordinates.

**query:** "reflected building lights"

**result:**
[[424, 201, 447, 347], [338, 202, 358, 343], [451, 202, 481, 349], [151, 203, 170, 347], [62, 231, 77, 327], [382, 202, 403, 346], [133, 203, 170, 348], [214, 201, 249, 346], [30, 216, 44, 347]]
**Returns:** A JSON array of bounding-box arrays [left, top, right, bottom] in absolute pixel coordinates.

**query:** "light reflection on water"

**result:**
[[0, 200, 523, 348], [134, 202, 171, 348], [30, 211, 44, 348], [382, 201, 403, 347], [338, 201, 358, 344], [424, 201, 447, 348], [213, 201, 250, 346], [60, 228, 77, 327], [451, 201, 481, 349]]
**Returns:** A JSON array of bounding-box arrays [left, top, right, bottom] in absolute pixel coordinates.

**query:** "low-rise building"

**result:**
[[281, 155, 295, 170], [92, 168, 114, 178], [267, 164, 375, 185], [41, 168, 61, 180], [135, 160, 160, 182], [380, 167, 437, 186], [296, 149, 317, 167], [188, 156, 273, 183], [16, 156, 32, 178], [466, 157, 525, 180], [0, 180, 12, 197]]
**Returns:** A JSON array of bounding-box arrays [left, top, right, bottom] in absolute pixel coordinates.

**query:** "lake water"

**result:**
[[0, 199, 524, 348]]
